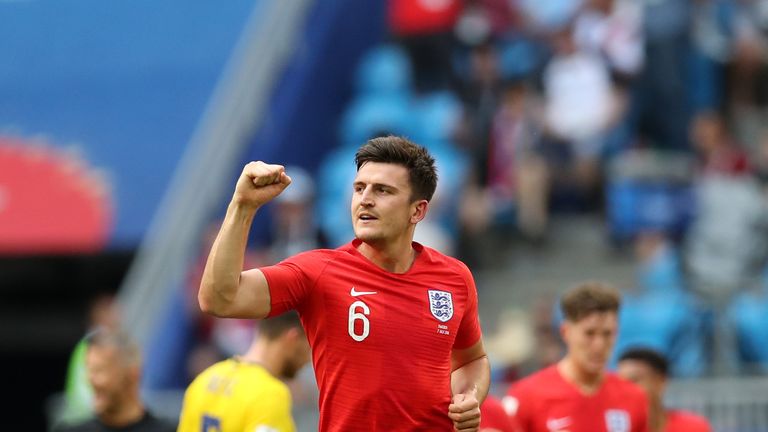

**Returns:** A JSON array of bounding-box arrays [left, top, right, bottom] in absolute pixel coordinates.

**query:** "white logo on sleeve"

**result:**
[[546, 417, 572, 431], [501, 395, 519, 416], [254, 426, 279, 432], [605, 409, 630, 432], [350, 286, 377, 297]]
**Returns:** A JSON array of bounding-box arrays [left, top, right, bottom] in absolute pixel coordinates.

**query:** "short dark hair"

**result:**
[[560, 281, 621, 322], [84, 327, 141, 366], [618, 347, 669, 377], [260, 311, 303, 340], [354, 135, 438, 202]]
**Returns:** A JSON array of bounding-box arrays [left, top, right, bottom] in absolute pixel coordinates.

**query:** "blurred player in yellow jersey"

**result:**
[[178, 311, 311, 432]]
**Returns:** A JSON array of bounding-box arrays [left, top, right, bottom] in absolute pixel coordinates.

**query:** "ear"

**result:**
[[657, 375, 668, 393], [410, 200, 429, 224], [559, 321, 569, 343], [127, 363, 142, 383], [281, 327, 304, 346]]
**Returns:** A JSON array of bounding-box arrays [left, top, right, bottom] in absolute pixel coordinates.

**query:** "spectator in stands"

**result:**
[[618, 347, 712, 432], [55, 328, 176, 432], [535, 23, 628, 216], [753, 128, 768, 189], [387, 0, 462, 91], [488, 80, 548, 241], [178, 312, 311, 432], [690, 110, 751, 177], [634, 0, 693, 151], [574, 0, 644, 82]]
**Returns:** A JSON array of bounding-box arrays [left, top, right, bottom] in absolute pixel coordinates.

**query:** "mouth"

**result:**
[[357, 213, 378, 222]]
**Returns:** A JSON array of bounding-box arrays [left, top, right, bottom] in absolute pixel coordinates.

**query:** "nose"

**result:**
[[359, 186, 374, 207]]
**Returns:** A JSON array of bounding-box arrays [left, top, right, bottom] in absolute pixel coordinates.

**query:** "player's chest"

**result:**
[[534, 397, 636, 432], [312, 269, 466, 348]]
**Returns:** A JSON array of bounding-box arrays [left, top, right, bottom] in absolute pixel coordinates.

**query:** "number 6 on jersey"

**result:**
[[348, 300, 370, 341]]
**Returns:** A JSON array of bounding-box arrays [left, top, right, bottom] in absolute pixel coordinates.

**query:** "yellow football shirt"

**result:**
[[178, 358, 296, 432]]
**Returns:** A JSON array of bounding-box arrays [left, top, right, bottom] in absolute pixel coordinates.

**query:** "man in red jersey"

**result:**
[[198, 136, 489, 431], [480, 395, 515, 432], [503, 282, 647, 432], [618, 348, 712, 432]]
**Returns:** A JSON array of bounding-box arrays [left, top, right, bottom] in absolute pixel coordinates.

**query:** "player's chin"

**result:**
[[354, 227, 382, 242], [91, 398, 108, 415], [587, 358, 607, 373]]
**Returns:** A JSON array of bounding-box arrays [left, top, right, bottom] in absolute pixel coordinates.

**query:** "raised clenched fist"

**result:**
[[232, 161, 292, 209]]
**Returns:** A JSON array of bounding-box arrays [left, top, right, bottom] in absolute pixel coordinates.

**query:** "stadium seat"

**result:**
[[413, 90, 463, 144], [339, 94, 419, 147], [613, 289, 708, 377], [637, 243, 687, 295], [354, 45, 412, 97], [606, 179, 695, 242], [728, 280, 768, 373]]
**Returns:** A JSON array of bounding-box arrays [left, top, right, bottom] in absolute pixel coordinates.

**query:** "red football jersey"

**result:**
[[664, 410, 712, 432], [480, 395, 515, 432], [262, 240, 482, 431], [503, 365, 647, 432]]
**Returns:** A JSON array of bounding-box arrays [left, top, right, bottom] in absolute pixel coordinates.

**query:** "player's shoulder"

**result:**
[[604, 372, 647, 406], [418, 243, 474, 279], [287, 247, 341, 262], [185, 359, 230, 391], [605, 372, 646, 396], [508, 365, 560, 396], [420, 243, 466, 267], [196, 358, 234, 377], [667, 410, 712, 431]]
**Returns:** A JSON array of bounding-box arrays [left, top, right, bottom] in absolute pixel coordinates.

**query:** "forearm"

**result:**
[[451, 355, 490, 403], [199, 200, 258, 315]]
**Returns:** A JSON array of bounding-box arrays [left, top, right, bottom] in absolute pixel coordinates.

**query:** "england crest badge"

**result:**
[[428, 290, 453, 322], [605, 409, 630, 432]]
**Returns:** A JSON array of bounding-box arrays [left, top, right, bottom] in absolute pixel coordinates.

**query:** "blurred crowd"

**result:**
[[187, 0, 768, 389], [321, 0, 768, 379]]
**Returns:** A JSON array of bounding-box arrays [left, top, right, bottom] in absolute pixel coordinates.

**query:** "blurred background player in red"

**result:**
[[480, 395, 515, 432], [198, 136, 489, 431], [618, 347, 712, 432], [503, 282, 647, 432]]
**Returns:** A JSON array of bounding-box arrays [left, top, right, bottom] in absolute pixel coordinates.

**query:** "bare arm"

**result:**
[[449, 339, 490, 432], [198, 162, 291, 318], [451, 339, 490, 402]]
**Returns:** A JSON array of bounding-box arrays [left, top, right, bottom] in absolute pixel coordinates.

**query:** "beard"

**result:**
[[281, 361, 301, 379]]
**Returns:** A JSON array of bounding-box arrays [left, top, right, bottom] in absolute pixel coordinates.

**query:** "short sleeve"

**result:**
[[261, 250, 332, 317], [453, 262, 482, 349]]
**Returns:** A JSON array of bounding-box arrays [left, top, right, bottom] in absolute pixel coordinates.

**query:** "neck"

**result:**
[[241, 339, 282, 379], [557, 357, 604, 395], [649, 399, 666, 432], [99, 397, 144, 428], [357, 237, 416, 273]]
